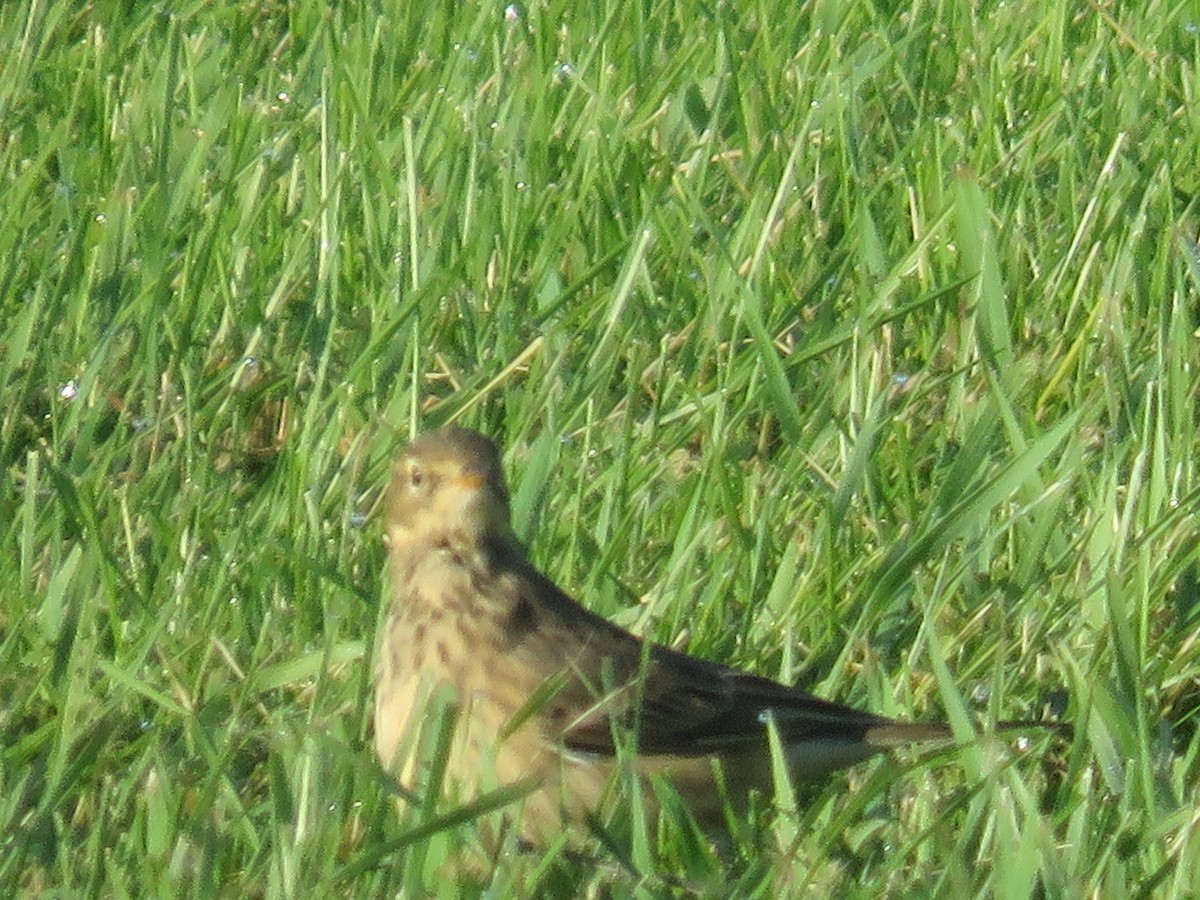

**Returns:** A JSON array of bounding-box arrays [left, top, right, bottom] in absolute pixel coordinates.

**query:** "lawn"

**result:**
[[2, 0, 1199, 895]]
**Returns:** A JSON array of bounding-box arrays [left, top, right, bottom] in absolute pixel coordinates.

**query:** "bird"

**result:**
[[373, 425, 1065, 842]]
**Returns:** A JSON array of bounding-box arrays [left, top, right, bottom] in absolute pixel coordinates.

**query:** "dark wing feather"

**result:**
[[563, 644, 900, 757], [499, 551, 898, 758]]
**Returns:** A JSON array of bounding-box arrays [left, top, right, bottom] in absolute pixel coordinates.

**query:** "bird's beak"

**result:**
[[455, 470, 488, 491]]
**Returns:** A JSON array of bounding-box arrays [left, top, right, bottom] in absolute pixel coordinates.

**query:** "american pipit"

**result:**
[[374, 426, 1064, 840]]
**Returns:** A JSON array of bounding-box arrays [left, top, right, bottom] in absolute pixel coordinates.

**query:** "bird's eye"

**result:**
[[409, 465, 424, 488]]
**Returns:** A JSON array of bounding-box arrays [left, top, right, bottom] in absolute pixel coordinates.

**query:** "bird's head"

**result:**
[[385, 426, 514, 550]]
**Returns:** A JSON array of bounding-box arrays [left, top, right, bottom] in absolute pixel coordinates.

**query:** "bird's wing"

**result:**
[[561, 643, 904, 757], [503, 557, 904, 758]]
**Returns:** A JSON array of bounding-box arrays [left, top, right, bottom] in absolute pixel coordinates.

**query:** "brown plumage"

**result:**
[[373, 426, 1061, 840]]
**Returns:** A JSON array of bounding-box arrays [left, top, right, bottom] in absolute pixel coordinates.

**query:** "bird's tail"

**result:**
[[863, 718, 1072, 748]]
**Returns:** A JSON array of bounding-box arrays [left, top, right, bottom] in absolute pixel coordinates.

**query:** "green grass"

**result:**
[[2, 0, 1199, 895]]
